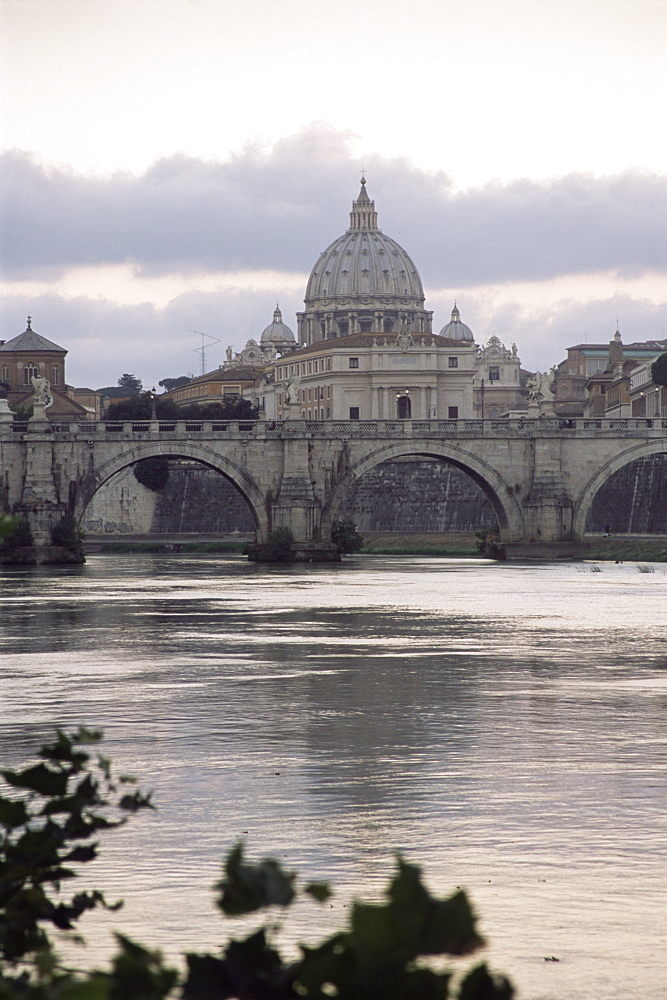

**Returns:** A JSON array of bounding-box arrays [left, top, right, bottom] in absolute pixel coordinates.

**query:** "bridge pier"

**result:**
[[18, 421, 67, 545]]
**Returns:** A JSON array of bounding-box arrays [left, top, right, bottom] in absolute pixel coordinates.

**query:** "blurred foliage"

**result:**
[[1, 732, 514, 1000]]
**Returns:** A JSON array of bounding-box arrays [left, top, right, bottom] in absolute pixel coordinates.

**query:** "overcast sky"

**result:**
[[1, 0, 665, 389]]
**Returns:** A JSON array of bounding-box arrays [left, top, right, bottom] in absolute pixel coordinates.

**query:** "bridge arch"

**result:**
[[73, 441, 268, 538], [574, 440, 667, 537], [322, 439, 525, 541]]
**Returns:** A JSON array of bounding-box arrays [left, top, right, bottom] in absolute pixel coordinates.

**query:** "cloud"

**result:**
[[2, 285, 664, 392], [2, 124, 665, 286]]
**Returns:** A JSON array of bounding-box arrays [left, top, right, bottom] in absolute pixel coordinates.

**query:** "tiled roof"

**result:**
[[0, 325, 66, 353]]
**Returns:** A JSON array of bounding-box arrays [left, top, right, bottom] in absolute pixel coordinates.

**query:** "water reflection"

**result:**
[[1, 555, 667, 999]]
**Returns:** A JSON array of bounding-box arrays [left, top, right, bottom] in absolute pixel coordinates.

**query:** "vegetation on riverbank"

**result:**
[[583, 537, 667, 562], [360, 532, 482, 557]]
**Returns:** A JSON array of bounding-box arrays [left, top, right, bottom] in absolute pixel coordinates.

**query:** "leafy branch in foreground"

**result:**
[[1, 732, 514, 999]]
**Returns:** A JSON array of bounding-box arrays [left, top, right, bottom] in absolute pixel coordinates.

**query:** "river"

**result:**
[[1, 553, 666, 999]]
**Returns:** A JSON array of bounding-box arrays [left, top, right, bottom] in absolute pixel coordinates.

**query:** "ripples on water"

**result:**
[[2, 554, 667, 999]]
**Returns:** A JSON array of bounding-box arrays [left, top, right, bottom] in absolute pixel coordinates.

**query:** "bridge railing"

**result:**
[[3, 417, 667, 438]]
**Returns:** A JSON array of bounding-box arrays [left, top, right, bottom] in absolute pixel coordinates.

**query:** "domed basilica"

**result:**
[[171, 178, 526, 422]]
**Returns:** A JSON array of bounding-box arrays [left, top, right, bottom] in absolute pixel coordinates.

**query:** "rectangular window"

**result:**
[[327, 357, 332, 371], [314, 360, 319, 373], [1, 366, 8, 381], [448, 406, 459, 419], [52, 366, 59, 385], [326, 406, 330, 418], [349, 406, 360, 420], [289, 364, 294, 375], [308, 362, 312, 374], [349, 357, 359, 368], [488, 366, 500, 381], [448, 357, 458, 368]]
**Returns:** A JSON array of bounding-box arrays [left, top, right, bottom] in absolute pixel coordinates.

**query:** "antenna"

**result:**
[[190, 330, 221, 376]]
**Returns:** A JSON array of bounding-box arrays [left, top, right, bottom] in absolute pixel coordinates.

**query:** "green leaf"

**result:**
[[304, 882, 332, 903], [0, 796, 29, 829], [216, 842, 296, 916], [458, 962, 515, 1000], [1, 764, 68, 797]]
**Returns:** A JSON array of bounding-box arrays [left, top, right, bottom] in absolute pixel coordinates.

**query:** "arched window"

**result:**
[[397, 395, 412, 419], [23, 363, 38, 385]]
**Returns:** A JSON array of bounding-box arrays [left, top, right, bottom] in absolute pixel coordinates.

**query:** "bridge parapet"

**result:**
[[2, 416, 666, 441]]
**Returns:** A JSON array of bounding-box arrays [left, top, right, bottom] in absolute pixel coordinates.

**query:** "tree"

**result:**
[[331, 518, 364, 554], [1, 731, 515, 1000], [50, 513, 85, 557], [105, 395, 259, 421], [651, 353, 667, 387], [0, 516, 33, 549], [117, 374, 143, 395], [158, 377, 192, 392], [134, 456, 170, 492]]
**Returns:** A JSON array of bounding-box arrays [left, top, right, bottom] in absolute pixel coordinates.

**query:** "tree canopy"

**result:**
[[158, 377, 192, 392], [117, 373, 143, 395], [650, 352, 667, 388], [105, 394, 259, 421]]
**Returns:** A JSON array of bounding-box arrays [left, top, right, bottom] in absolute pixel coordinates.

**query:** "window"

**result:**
[[349, 406, 360, 420], [448, 357, 458, 368], [448, 406, 459, 419], [327, 358, 332, 371], [488, 366, 500, 381], [349, 357, 359, 368], [1, 366, 8, 382], [23, 363, 38, 385], [397, 396, 411, 419], [52, 366, 59, 385], [308, 362, 312, 374]]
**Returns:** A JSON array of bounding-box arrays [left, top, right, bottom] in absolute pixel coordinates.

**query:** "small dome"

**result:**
[[440, 304, 474, 342], [260, 305, 296, 349]]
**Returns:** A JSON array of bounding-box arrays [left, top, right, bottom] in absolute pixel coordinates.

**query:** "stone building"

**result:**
[[0, 317, 97, 420], [554, 329, 667, 418]]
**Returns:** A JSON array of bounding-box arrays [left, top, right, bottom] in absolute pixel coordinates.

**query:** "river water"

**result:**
[[1, 553, 667, 999]]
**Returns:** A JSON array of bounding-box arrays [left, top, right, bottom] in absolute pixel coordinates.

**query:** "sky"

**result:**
[[1, 0, 665, 390]]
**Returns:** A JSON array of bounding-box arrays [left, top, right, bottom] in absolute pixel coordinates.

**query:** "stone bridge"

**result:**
[[1, 413, 666, 549]]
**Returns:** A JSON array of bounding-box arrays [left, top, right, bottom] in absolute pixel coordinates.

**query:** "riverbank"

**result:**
[[83, 532, 667, 562]]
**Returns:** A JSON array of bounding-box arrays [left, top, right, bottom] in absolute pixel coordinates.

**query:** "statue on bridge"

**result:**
[[283, 373, 302, 412], [527, 368, 556, 415], [31, 375, 53, 408]]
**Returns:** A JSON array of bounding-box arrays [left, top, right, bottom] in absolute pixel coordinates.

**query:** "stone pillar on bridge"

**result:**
[[522, 432, 573, 542], [271, 433, 318, 543], [17, 419, 66, 544]]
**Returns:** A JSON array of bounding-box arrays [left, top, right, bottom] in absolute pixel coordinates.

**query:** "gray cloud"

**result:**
[[2, 123, 665, 285], [1, 288, 664, 391]]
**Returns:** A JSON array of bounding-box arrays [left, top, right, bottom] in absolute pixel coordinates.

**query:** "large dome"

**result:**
[[305, 180, 424, 302], [297, 179, 432, 344]]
